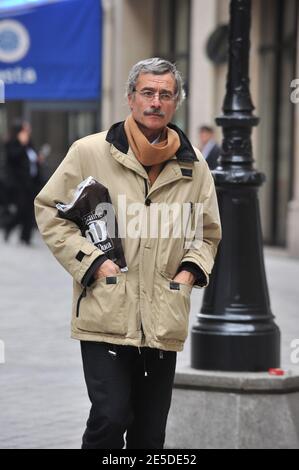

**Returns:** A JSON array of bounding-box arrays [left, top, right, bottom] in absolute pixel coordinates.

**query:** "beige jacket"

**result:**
[[34, 122, 221, 352]]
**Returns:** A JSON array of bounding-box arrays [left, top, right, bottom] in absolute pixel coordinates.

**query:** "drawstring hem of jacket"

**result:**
[[108, 346, 164, 375], [138, 346, 148, 377], [108, 344, 117, 360]]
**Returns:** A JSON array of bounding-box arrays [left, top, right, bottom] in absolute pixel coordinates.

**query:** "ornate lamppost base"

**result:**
[[191, 326, 280, 372]]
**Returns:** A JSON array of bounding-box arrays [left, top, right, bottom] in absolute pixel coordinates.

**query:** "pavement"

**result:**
[[0, 229, 299, 449]]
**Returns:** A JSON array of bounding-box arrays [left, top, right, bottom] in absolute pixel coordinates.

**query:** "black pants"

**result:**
[[4, 187, 35, 243], [80, 341, 177, 449]]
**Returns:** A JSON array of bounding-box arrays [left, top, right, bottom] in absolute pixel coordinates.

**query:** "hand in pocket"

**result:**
[[172, 269, 195, 287], [94, 259, 121, 280]]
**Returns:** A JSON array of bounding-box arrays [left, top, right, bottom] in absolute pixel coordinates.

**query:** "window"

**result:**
[[154, 0, 190, 133]]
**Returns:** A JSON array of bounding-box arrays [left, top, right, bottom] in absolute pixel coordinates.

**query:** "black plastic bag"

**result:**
[[56, 176, 128, 272]]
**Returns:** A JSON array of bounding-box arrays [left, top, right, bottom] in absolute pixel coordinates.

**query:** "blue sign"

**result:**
[[0, 0, 102, 100], [0, 1, 60, 9]]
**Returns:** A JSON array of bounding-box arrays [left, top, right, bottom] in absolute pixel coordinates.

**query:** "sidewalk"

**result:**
[[0, 230, 298, 449]]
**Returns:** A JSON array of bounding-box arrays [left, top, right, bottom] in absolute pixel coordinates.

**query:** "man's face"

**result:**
[[128, 72, 177, 134], [199, 130, 212, 147]]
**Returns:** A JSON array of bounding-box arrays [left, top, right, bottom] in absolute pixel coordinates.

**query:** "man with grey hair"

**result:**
[[35, 57, 221, 449]]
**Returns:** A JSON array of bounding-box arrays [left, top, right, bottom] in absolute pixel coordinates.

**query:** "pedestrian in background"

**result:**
[[3, 119, 42, 245], [199, 125, 221, 170], [35, 58, 221, 449]]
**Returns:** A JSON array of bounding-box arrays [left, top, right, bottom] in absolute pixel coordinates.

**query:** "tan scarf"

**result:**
[[124, 114, 180, 185]]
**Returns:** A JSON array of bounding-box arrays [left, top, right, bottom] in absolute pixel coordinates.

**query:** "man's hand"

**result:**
[[172, 270, 195, 287], [94, 259, 121, 280]]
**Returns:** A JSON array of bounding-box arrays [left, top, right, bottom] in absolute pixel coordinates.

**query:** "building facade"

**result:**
[[101, 0, 299, 254]]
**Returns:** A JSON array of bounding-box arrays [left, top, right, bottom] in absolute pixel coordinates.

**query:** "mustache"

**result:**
[[143, 108, 165, 117]]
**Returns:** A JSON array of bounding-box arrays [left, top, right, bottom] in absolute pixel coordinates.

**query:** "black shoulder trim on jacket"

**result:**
[[76, 250, 85, 262], [105, 120, 198, 162], [181, 168, 193, 177]]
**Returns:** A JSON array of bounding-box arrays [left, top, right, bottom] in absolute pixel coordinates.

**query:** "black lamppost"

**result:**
[[191, 0, 281, 371]]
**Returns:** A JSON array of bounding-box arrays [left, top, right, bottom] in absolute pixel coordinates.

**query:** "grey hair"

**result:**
[[126, 57, 186, 107]]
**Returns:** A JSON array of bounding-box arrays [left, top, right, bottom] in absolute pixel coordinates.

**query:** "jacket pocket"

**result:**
[[155, 272, 192, 342], [75, 273, 128, 336]]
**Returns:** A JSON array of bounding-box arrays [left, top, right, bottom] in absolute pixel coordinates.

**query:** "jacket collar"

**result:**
[[106, 120, 198, 163]]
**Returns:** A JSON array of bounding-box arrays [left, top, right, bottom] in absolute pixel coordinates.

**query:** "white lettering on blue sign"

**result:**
[[0, 19, 30, 63]]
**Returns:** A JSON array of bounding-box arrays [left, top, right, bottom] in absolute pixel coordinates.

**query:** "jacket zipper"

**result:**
[[144, 179, 148, 198], [183, 201, 194, 243], [76, 287, 87, 318], [140, 178, 149, 342]]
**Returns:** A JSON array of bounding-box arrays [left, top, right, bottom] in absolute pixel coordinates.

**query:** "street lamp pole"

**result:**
[[191, 0, 281, 371]]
